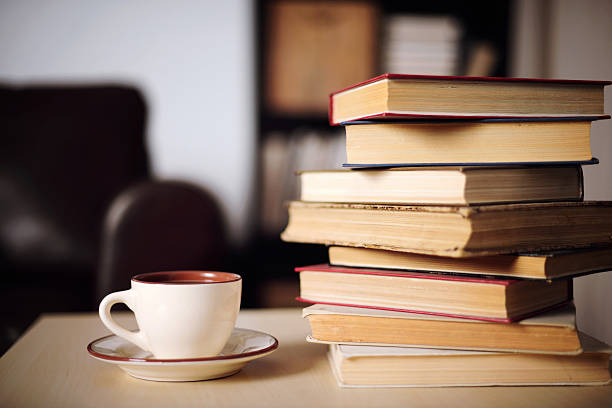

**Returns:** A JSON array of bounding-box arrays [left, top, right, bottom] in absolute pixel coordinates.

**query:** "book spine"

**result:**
[[343, 159, 599, 169]]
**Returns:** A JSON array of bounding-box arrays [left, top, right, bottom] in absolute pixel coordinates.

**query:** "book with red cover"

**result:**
[[328, 73, 611, 125], [295, 264, 572, 323]]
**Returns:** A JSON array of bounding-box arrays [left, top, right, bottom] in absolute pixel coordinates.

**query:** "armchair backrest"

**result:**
[[0, 84, 150, 272]]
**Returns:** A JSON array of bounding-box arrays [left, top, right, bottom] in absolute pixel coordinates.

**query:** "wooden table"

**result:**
[[1, 308, 611, 408]]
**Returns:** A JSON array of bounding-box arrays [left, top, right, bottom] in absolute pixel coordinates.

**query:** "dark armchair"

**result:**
[[0, 84, 227, 353]]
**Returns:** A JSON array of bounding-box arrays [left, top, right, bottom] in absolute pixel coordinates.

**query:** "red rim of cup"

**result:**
[[131, 271, 242, 285]]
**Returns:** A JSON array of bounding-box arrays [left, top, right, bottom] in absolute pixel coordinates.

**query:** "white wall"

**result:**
[[512, 0, 612, 345], [0, 0, 255, 244]]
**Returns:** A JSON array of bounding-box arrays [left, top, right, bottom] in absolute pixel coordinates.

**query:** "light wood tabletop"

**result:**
[[1, 308, 611, 408]]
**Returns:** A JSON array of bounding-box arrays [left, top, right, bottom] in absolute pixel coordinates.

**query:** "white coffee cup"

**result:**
[[99, 271, 241, 359]]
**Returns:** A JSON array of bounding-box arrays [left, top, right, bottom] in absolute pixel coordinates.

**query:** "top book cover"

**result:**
[[328, 73, 611, 125]]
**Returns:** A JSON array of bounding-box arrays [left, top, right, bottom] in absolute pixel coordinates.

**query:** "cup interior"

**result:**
[[132, 271, 241, 284]]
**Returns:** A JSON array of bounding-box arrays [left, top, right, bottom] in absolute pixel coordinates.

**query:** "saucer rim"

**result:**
[[87, 327, 279, 363]]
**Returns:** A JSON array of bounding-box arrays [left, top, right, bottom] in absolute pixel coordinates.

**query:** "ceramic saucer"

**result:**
[[87, 328, 278, 382]]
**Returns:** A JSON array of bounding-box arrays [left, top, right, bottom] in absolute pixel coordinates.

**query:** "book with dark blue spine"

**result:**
[[340, 119, 601, 166]]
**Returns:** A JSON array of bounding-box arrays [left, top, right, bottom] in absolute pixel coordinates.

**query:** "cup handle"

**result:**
[[98, 290, 149, 352]]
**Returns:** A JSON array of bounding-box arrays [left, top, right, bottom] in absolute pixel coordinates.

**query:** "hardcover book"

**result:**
[[281, 201, 612, 257], [328, 246, 612, 280], [299, 165, 583, 205], [303, 303, 581, 354], [328, 333, 612, 387], [295, 264, 572, 322], [342, 120, 598, 166], [328, 74, 611, 125]]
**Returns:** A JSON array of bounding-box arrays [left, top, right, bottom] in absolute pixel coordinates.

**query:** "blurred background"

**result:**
[[1, 0, 611, 354]]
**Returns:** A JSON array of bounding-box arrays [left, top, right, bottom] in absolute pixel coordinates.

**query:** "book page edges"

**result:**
[[333, 332, 610, 357], [302, 303, 577, 329], [294, 264, 518, 285], [327, 346, 611, 388], [287, 200, 612, 214], [281, 232, 608, 258], [297, 297, 571, 323], [309, 336, 582, 356]]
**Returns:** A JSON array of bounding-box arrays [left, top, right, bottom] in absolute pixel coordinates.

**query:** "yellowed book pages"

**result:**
[[328, 332, 612, 387], [303, 303, 581, 354], [297, 266, 570, 321], [299, 166, 583, 204], [328, 246, 612, 280], [281, 201, 612, 257], [344, 121, 593, 164], [330, 74, 610, 124]]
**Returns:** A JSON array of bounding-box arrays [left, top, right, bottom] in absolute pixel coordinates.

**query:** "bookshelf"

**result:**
[[246, 0, 512, 307]]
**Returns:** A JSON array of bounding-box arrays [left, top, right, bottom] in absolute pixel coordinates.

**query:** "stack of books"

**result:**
[[281, 74, 612, 387]]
